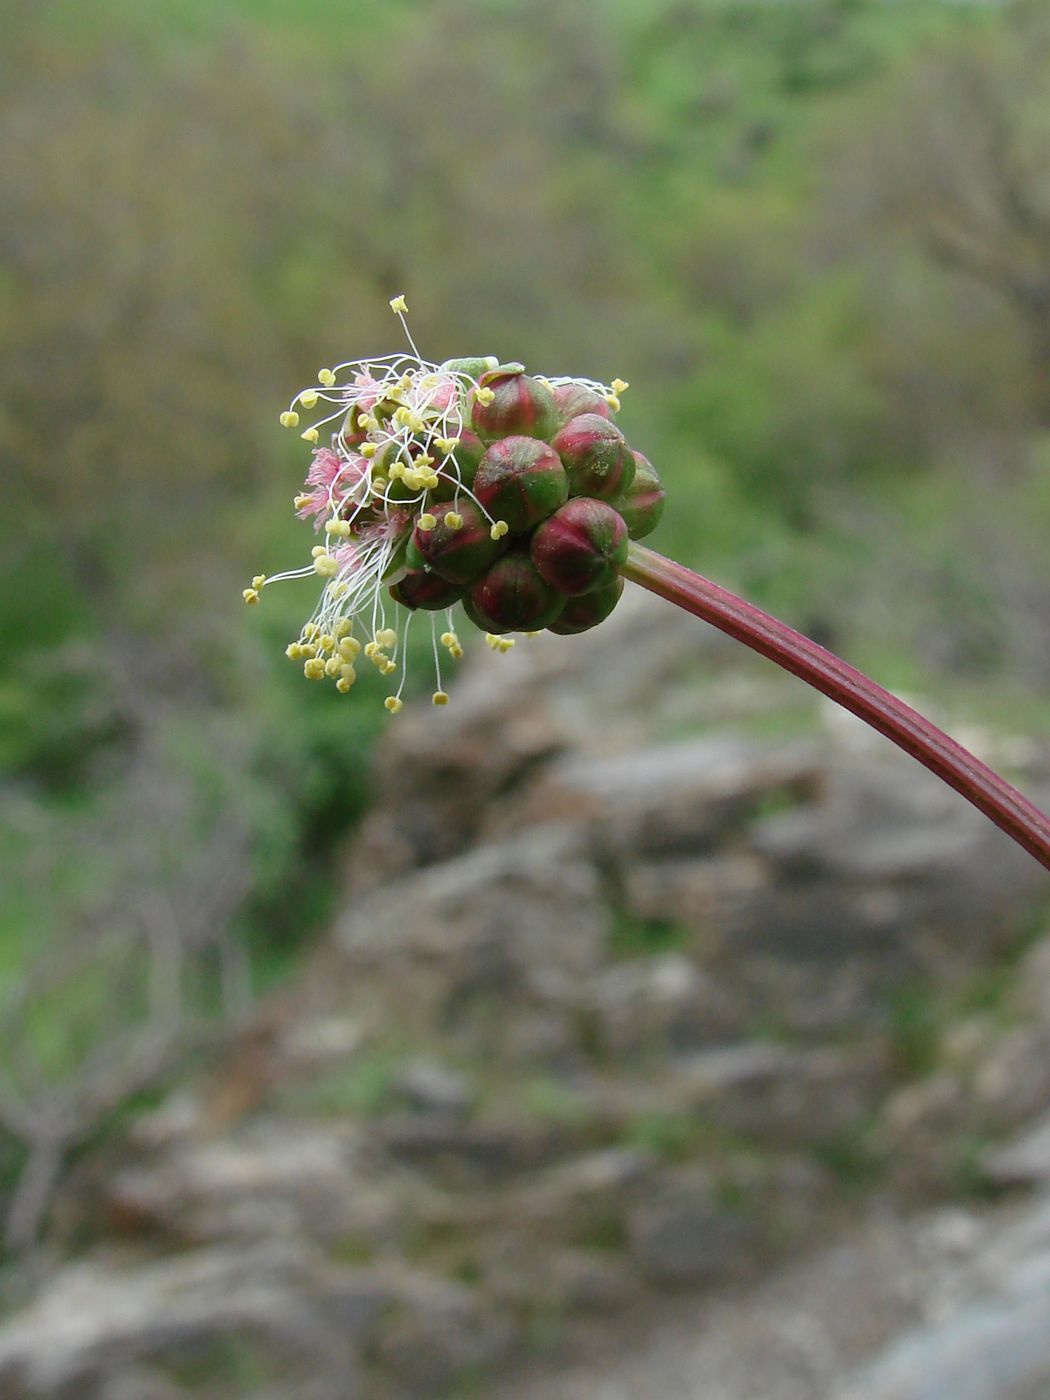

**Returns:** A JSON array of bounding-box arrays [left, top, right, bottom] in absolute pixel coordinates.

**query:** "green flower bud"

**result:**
[[553, 413, 634, 501], [464, 549, 566, 634], [552, 383, 614, 428], [530, 497, 628, 596], [470, 369, 559, 443], [428, 428, 486, 501], [412, 499, 507, 585], [389, 570, 465, 612], [614, 450, 665, 540], [474, 436, 568, 535], [547, 576, 624, 634]]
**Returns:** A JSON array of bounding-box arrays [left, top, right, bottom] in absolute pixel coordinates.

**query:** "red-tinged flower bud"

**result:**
[[473, 436, 568, 534], [428, 428, 486, 501], [389, 570, 464, 612], [530, 497, 628, 596], [547, 576, 624, 634], [470, 369, 559, 444], [411, 498, 507, 585], [464, 549, 566, 634], [614, 450, 665, 540], [553, 413, 634, 501], [552, 383, 613, 428]]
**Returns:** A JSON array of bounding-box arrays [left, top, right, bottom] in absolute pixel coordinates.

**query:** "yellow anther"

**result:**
[[407, 412, 425, 433], [450, 645, 464, 660], [339, 663, 357, 683], [498, 638, 515, 653], [319, 633, 334, 651], [318, 368, 336, 387], [338, 637, 361, 660], [303, 658, 326, 680], [382, 659, 397, 676], [242, 588, 259, 605], [384, 696, 403, 714], [389, 294, 408, 314], [378, 628, 397, 648], [280, 410, 300, 428], [303, 623, 319, 640], [252, 575, 266, 590], [476, 387, 495, 406], [418, 512, 437, 532], [330, 581, 347, 600], [299, 390, 319, 409], [484, 633, 500, 650], [432, 691, 449, 706], [295, 494, 313, 510], [611, 378, 629, 394], [370, 476, 388, 494], [364, 641, 378, 659], [402, 469, 422, 491], [388, 461, 406, 480], [324, 656, 342, 678], [334, 619, 351, 639], [311, 546, 326, 557], [285, 643, 302, 660], [435, 438, 458, 454], [314, 554, 338, 576], [325, 519, 352, 536], [443, 512, 463, 531], [440, 632, 456, 648], [301, 427, 320, 444], [419, 471, 440, 490], [335, 676, 352, 694], [360, 442, 377, 458], [415, 453, 434, 469], [490, 520, 509, 541], [299, 643, 317, 659], [604, 394, 621, 413], [394, 407, 411, 426]]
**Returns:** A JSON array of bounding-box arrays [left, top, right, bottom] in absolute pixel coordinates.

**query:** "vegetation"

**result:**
[[3, 0, 1050, 1248]]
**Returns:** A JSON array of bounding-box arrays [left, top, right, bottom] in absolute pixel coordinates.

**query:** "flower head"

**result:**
[[245, 298, 661, 710]]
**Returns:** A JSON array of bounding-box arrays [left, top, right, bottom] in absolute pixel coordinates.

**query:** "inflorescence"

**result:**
[[245, 296, 664, 711]]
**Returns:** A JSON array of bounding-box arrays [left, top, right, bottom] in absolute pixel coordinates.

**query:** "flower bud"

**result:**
[[552, 383, 614, 428], [389, 570, 465, 612], [547, 576, 624, 634], [427, 427, 486, 500], [470, 369, 559, 443], [464, 549, 566, 634], [614, 450, 665, 540], [473, 436, 568, 534], [530, 497, 628, 596], [411, 498, 507, 585], [552, 413, 634, 501]]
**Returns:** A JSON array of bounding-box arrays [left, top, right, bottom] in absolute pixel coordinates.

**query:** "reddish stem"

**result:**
[[622, 543, 1050, 872]]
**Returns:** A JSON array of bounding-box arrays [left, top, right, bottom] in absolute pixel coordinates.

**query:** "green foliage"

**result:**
[[886, 982, 942, 1080], [608, 914, 689, 960], [622, 1110, 702, 1161]]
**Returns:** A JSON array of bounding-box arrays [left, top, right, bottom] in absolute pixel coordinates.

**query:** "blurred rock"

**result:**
[[983, 1113, 1050, 1188], [390, 1059, 476, 1118]]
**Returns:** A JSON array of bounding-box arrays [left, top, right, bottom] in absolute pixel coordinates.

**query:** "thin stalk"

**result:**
[[622, 543, 1050, 872]]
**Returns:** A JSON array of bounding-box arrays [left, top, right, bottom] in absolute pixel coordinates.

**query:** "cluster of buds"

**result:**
[[244, 297, 664, 710]]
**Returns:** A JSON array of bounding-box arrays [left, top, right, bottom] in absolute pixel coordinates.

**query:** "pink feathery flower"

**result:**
[[353, 371, 384, 411], [304, 447, 343, 490]]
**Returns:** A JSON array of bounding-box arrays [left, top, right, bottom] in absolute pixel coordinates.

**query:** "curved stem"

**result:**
[[622, 543, 1050, 872]]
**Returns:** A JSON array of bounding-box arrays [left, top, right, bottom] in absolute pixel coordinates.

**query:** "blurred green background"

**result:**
[[3, 0, 1050, 1246]]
